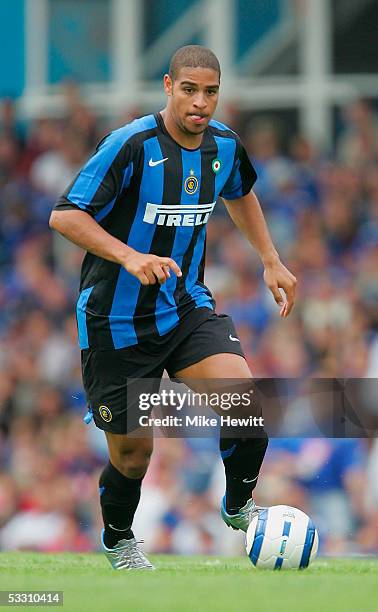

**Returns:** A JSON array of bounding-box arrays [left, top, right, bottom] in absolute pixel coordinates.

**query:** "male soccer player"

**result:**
[[49, 45, 296, 569]]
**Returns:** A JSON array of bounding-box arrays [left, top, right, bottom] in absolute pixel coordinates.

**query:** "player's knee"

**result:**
[[124, 453, 151, 479], [114, 445, 153, 479]]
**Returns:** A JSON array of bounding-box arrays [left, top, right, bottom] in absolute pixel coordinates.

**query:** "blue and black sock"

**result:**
[[99, 461, 143, 549], [220, 435, 268, 514]]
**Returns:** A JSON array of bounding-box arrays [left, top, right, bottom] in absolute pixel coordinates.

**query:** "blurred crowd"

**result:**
[[0, 88, 377, 556]]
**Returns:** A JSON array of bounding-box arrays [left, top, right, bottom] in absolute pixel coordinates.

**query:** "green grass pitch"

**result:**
[[0, 553, 377, 612]]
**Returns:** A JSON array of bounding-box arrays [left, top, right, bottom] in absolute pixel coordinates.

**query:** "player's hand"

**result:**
[[122, 250, 182, 285], [263, 260, 297, 317]]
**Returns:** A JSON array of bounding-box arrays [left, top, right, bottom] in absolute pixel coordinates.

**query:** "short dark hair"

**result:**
[[169, 45, 221, 81]]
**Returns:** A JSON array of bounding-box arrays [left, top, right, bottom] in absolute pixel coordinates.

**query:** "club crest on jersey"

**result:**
[[212, 158, 221, 173], [184, 171, 199, 195], [143, 202, 216, 226], [99, 405, 112, 422]]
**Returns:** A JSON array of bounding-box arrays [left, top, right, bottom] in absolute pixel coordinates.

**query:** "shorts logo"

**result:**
[[184, 172, 198, 195], [229, 334, 240, 342], [212, 158, 221, 173], [143, 201, 216, 226], [99, 405, 112, 422]]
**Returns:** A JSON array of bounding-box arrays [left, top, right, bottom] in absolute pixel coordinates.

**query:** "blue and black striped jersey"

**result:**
[[55, 112, 257, 350]]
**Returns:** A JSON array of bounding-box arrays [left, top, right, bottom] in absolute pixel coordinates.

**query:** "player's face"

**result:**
[[164, 67, 220, 137]]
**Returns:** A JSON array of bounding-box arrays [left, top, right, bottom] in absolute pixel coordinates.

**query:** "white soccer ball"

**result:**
[[245, 505, 319, 570]]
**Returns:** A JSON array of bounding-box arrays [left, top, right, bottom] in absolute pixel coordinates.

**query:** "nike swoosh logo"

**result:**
[[109, 524, 130, 532], [149, 157, 168, 167], [229, 334, 240, 342], [242, 476, 258, 483]]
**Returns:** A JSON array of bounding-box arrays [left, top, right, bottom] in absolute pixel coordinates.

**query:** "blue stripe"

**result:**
[[155, 149, 203, 335], [299, 519, 316, 569], [274, 520, 292, 570], [249, 508, 268, 566], [109, 136, 164, 348], [220, 443, 237, 460], [283, 520, 292, 537], [275, 556, 284, 569], [209, 119, 234, 132], [184, 136, 235, 307], [221, 158, 244, 199], [121, 161, 134, 190], [185, 225, 214, 310], [94, 195, 117, 222], [214, 136, 237, 199], [183, 140, 229, 309], [185, 226, 211, 308], [99, 486, 106, 496], [94, 163, 134, 222], [68, 116, 155, 210], [191, 287, 213, 310], [76, 286, 94, 348]]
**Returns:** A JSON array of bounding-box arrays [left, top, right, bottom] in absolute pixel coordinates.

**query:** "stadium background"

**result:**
[[0, 0, 377, 557]]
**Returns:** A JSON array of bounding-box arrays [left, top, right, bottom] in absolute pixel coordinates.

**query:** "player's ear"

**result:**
[[163, 74, 173, 96]]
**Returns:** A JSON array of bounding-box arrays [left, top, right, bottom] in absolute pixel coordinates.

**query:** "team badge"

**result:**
[[99, 405, 112, 422], [212, 158, 221, 173], [184, 170, 198, 195]]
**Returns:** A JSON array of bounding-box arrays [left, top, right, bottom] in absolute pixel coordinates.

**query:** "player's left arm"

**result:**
[[223, 190, 297, 317]]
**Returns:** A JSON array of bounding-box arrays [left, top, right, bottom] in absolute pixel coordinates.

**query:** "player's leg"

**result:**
[[98, 432, 155, 569], [174, 353, 268, 529], [81, 346, 161, 568], [166, 310, 269, 531], [99, 433, 153, 548]]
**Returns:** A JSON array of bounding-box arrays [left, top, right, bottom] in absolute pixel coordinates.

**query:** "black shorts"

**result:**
[[81, 307, 245, 434]]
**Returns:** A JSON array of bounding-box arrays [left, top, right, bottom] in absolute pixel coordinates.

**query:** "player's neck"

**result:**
[[160, 109, 203, 150]]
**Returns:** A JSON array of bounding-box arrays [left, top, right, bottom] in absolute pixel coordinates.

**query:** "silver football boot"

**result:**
[[101, 529, 155, 570], [221, 495, 266, 532]]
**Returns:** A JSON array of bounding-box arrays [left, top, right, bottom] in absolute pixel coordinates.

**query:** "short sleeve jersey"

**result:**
[[55, 112, 257, 350]]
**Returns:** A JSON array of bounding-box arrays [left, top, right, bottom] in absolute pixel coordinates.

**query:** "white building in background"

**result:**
[[2, 0, 377, 150]]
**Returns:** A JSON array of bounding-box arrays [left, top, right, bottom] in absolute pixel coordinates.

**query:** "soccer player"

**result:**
[[49, 45, 297, 569]]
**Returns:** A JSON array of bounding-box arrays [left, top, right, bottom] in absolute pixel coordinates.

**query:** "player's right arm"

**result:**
[[49, 209, 181, 285], [49, 129, 181, 286]]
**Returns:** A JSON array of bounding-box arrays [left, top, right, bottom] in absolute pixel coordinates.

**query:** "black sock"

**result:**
[[220, 435, 268, 514], [99, 461, 143, 549]]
